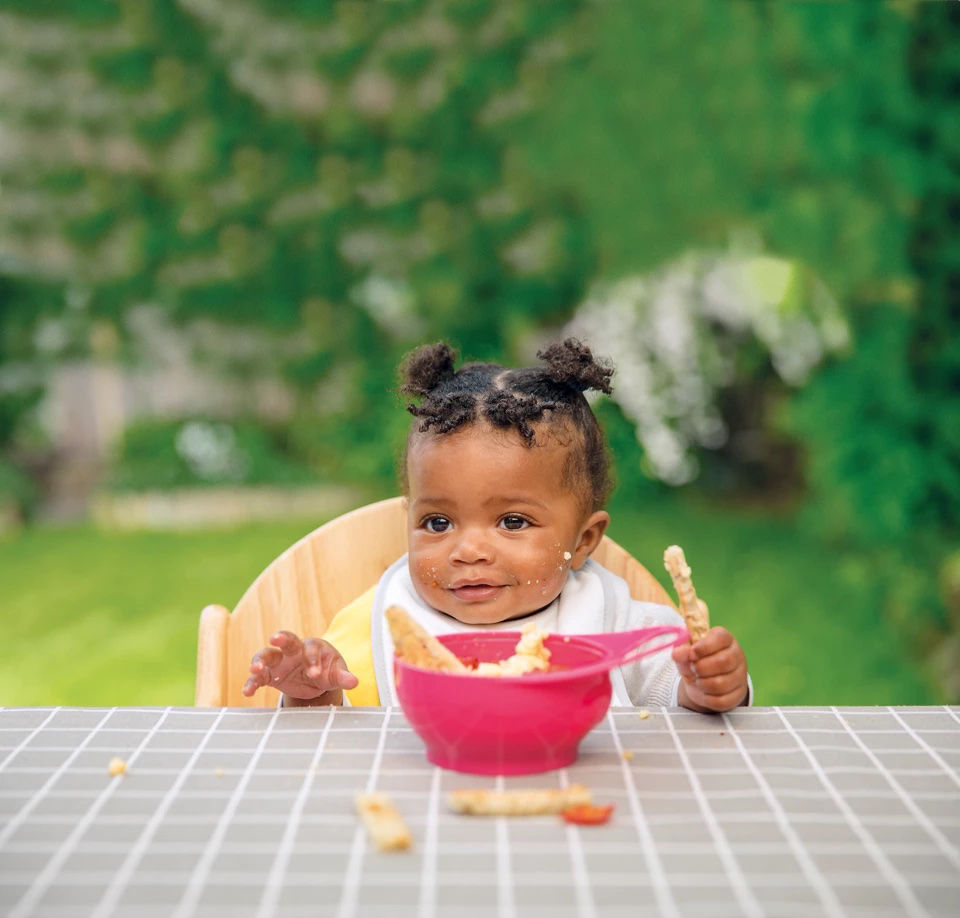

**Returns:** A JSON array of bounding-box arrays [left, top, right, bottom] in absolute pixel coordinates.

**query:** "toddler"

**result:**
[[243, 339, 749, 712]]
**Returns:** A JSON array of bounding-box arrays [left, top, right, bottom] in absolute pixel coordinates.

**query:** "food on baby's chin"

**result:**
[[448, 783, 592, 816], [355, 791, 413, 851]]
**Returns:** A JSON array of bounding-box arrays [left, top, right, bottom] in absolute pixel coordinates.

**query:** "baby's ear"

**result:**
[[572, 511, 610, 568]]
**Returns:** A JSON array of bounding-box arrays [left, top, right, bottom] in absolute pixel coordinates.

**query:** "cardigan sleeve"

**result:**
[[321, 583, 380, 706]]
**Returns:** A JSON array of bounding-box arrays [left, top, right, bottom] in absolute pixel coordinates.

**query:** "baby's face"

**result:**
[[405, 423, 608, 625]]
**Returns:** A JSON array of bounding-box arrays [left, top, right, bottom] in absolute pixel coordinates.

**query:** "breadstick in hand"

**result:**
[[386, 605, 468, 673], [663, 545, 710, 642]]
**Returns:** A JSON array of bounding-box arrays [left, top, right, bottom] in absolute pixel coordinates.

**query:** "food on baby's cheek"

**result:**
[[663, 545, 710, 642], [355, 791, 413, 851], [386, 605, 468, 673], [107, 757, 127, 777], [562, 803, 615, 826], [448, 784, 592, 816]]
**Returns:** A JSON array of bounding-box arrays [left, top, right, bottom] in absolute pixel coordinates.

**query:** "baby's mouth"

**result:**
[[449, 582, 505, 602]]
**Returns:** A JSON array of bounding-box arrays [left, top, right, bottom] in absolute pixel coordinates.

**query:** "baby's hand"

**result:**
[[242, 631, 358, 705], [672, 626, 748, 713]]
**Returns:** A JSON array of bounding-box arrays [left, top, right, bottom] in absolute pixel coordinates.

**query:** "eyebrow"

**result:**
[[411, 495, 550, 511]]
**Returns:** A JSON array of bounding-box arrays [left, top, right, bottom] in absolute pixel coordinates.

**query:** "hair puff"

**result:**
[[400, 341, 457, 397], [536, 338, 613, 394]]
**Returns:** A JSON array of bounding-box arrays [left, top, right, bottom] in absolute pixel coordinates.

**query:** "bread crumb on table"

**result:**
[[107, 757, 127, 777], [639, 709, 651, 720], [355, 792, 413, 851], [622, 750, 634, 761]]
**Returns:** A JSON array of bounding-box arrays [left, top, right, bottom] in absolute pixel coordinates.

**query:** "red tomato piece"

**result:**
[[561, 803, 614, 825]]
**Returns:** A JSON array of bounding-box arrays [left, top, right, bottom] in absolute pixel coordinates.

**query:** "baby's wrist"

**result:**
[[282, 689, 344, 707]]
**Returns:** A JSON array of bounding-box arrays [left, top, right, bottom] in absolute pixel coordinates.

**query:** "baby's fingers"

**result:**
[[242, 661, 273, 697], [303, 639, 358, 690], [270, 630, 305, 656]]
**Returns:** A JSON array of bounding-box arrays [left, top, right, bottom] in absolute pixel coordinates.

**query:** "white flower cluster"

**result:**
[[175, 421, 247, 482], [564, 250, 849, 485]]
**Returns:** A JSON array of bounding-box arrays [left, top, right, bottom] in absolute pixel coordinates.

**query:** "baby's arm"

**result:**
[[242, 630, 359, 707], [672, 627, 748, 713]]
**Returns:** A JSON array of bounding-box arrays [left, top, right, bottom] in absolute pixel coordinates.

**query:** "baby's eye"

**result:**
[[500, 515, 530, 531], [423, 515, 452, 534]]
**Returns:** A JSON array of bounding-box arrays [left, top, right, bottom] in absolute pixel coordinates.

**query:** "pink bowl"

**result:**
[[394, 626, 687, 775]]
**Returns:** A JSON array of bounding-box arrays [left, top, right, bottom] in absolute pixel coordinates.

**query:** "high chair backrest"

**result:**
[[195, 496, 676, 707]]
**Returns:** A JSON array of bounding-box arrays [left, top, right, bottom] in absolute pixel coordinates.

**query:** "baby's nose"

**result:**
[[450, 527, 493, 563]]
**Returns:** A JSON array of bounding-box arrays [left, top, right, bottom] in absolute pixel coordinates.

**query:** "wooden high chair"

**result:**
[[195, 495, 675, 707]]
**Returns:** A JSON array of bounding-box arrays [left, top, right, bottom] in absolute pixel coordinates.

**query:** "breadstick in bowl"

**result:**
[[663, 545, 710, 642], [386, 605, 468, 673]]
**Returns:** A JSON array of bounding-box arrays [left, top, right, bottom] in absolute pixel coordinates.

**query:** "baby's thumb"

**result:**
[[335, 667, 359, 690]]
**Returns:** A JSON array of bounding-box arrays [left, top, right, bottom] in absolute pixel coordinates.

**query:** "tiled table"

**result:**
[[1, 706, 958, 918]]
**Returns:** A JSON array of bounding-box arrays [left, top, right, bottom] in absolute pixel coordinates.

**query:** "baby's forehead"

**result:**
[[407, 416, 578, 452]]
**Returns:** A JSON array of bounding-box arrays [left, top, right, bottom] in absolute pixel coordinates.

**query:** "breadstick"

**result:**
[[448, 784, 592, 816], [386, 605, 468, 673], [663, 545, 710, 641], [355, 792, 413, 851]]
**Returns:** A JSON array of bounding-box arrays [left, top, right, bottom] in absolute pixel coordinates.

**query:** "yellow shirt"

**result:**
[[322, 584, 380, 706]]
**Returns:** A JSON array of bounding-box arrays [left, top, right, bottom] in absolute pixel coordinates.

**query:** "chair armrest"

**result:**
[[195, 604, 230, 707]]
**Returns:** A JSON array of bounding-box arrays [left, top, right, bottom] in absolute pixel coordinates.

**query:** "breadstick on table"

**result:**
[[386, 605, 468, 673], [663, 545, 710, 642], [448, 784, 592, 816], [355, 792, 413, 851]]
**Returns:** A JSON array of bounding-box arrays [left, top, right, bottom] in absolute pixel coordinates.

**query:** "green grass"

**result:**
[[0, 520, 313, 707], [606, 492, 939, 706], [0, 493, 940, 707]]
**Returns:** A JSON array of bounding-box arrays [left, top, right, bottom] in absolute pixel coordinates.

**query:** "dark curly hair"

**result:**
[[399, 338, 615, 510]]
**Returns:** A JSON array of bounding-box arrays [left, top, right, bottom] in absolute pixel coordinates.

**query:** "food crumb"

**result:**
[[622, 750, 634, 761], [563, 551, 572, 561], [108, 757, 127, 777], [638, 709, 651, 720], [563, 636, 570, 643], [214, 768, 226, 777]]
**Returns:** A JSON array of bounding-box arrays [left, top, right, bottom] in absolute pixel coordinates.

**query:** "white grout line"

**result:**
[[170, 706, 282, 918], [888, 707, 960, 791], [0, 708, 115, 850], [833, 707, 960, 871], [775, 706, 931, 918], [255, 706, 336, 918], [721, 712, 846, 918], [88, 707, 229, 918], [417, 765, 442, 918], [495, 772, 517, 918], [558, 767, 597, 918], [662, 708, 765, 918], [336, 707, 393, 918], [606, 710, 679, 918], [7, 708, 173, 918]]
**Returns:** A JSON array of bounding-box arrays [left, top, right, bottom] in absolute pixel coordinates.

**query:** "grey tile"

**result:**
[[104, 710, 168, 730], [115, 880, 192, 907], [436, 881, 498, 910], [8, 748, 76, 769], [36, 881, 110, 908]]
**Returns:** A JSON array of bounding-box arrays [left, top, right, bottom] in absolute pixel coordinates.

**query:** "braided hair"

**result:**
[[399, 338, 615, 510]]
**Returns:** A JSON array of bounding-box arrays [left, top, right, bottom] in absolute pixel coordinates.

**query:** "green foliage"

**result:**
[[108, 417, 318, 491]]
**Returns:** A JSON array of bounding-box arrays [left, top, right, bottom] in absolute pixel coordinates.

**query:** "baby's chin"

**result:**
[[413, 586, 560, 626]]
